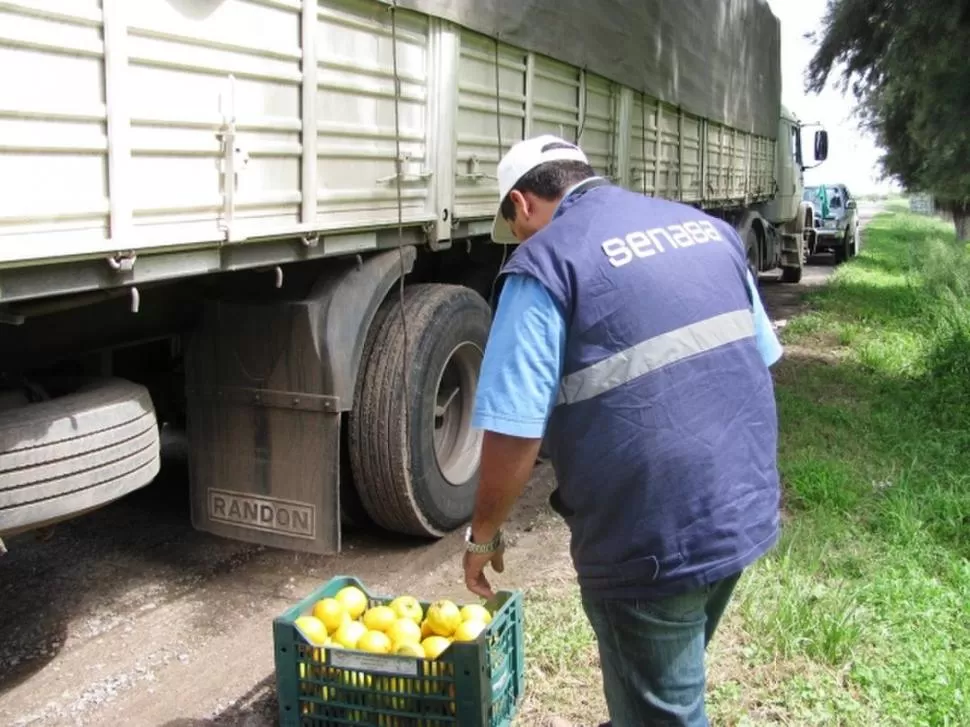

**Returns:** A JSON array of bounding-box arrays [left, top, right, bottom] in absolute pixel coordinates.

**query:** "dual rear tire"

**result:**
[[747, 226, 804, 284], [348, 285, 490, 537]]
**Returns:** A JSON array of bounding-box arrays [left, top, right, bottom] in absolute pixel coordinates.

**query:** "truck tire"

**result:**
[[781, 265, 803, 283], [745, 228, 761, 283], [0, 378, 161, 537], [834, 232, 849, 264], [805, 229, 817, 262], [338, 419, 371, 530], [349, 284, 490, 537]]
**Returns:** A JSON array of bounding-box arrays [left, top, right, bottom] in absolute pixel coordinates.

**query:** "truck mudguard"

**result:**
[[184, 247, 416, 554]]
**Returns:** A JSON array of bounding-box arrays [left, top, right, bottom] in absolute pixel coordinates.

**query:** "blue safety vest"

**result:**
[[501, 181, 781, 599]]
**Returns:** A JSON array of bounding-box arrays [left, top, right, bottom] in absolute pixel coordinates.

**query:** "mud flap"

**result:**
[[780, 232, 803, 268], [184, 247, 416, 554], [185, 299, 343, 554]]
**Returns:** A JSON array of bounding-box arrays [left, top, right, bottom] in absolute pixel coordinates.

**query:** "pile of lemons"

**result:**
[[294, 585, 493, 661]]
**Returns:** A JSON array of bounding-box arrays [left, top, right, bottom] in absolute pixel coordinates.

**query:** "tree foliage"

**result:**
[[807, 0, 970, 239]]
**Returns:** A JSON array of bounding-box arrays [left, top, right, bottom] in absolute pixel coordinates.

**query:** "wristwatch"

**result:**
[[465, 526, 503, 554]]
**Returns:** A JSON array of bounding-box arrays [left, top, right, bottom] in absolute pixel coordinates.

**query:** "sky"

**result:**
[[766, 0, 899, 194]]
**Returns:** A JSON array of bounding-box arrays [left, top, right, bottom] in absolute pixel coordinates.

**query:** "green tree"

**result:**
[[807, 0, 970, 240]]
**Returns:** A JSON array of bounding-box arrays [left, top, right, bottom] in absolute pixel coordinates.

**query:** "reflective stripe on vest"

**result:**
[[557, 308, 756, 406]]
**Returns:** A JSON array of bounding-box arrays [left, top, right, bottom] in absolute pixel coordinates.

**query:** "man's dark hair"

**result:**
[[499, 157, 597, 222]]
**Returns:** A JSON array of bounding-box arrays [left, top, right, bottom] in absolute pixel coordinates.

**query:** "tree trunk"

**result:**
[[955, 211, 970, 243], [938, 199, 970, 242]]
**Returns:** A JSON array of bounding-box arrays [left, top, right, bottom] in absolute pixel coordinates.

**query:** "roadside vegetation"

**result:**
[[808, 0, 970, 240], [519, 207, 970, 726]]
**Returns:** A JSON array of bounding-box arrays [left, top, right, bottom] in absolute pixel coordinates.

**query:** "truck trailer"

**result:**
[[0, 0, 827, 553]]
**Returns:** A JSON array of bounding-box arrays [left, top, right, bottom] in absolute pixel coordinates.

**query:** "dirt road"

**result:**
[[0, 205, 882, 727], [0, 448, 564, 727], [757, 200, 884, 326]]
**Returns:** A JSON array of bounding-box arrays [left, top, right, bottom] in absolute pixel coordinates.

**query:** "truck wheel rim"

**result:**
[[433, 342, 483, 486]]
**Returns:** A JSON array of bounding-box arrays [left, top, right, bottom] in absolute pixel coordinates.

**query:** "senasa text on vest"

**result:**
[[601, 219, 724, 268]]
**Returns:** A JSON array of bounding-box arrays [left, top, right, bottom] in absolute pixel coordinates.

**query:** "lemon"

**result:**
[[294, 615, 329, 645], [453, 619, 487, 642], [420, 619, 434, 639], [421, 635, 451, 660], [362, 605, 397, 633], [312, 598, 348, 633], [459, 604, 492, 625], [342, 671, 373, 687], [387, 618, 422, 646], [385, 677, 409, 711], [335, 585, 368, 620], [300, 648, 323, 680], [426, 600, 461, 637], [394, 642, 426, 658], [357, 629, 392, 654], [389, 595, 424, 624], [333, 619, 367, 649]]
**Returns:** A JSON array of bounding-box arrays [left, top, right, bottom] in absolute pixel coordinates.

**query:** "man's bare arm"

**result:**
[[470, 431, 543, 543], [463, 431, 543, 598]]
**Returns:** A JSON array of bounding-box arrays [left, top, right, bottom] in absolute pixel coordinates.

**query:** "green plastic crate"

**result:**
[[273, 575, 524, 727]]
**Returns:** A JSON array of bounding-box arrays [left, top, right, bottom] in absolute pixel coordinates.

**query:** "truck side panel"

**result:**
[[0, 0, 437, 264], [0, 1, 110, 260], [0, 0, 778, 285]]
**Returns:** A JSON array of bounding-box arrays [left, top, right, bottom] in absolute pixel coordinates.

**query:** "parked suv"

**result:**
[[803, 183, 859, 263]]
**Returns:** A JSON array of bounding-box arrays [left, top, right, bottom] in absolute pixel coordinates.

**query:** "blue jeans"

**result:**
[[581, 572, 742, 727]]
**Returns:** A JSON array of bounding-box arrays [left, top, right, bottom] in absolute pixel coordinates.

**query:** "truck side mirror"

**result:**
[[814, 130, 829, 162]]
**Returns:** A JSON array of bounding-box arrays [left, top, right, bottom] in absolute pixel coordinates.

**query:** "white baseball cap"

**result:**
[[490, 134, 590, 244]]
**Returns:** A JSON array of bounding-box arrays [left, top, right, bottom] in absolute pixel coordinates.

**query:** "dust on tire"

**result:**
[[348, 284, 491, 537]]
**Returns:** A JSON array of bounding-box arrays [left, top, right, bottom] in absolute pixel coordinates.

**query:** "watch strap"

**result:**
[[465, 527, 502, 554]]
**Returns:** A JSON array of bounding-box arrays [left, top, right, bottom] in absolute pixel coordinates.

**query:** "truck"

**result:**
[[0, 0, 827, 554], [803, 183, 860, 263]]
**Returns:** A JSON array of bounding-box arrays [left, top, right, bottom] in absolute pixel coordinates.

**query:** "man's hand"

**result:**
[[463, 546, 505, 600], [460, 431, 541, 599]]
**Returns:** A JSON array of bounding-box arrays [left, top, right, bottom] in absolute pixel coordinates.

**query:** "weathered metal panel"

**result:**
[[0, 0, 110, 259], [750, 135, 775, 199], [529, 55, 581, 142], [452, 32, 526, 222], [580, 75, 619, 183], [314, 0, 435, 229], [125, 0, 303, 243], [0, 0, 783, 298], [0, 0, 437, 269]]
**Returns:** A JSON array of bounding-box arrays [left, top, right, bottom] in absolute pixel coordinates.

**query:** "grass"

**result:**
[[718, 209, 970, 726], [520, 209, 970, 725], [516, 584, 606, 725]]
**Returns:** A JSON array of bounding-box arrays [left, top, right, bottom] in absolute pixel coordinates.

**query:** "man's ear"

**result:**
[[508, 189, 530, 219]]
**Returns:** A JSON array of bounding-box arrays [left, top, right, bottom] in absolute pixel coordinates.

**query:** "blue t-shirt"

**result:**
[[472, 271, 782, 438]]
